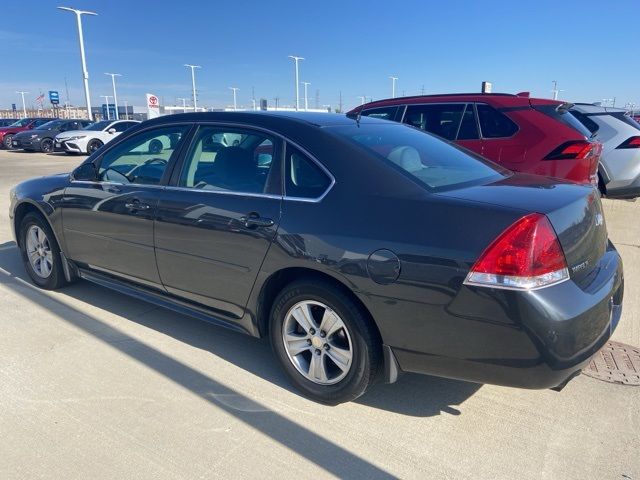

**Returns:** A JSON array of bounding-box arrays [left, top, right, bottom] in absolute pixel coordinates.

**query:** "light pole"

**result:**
[[357, 96, 366, 105], [288, 55, 304, 111], [302, 81, 310, 111], [16, 91, 29, 117], [184, 64, 201, 111], [177, 97, 187, 113], [123, 99, 129, 119], [104, 73, 121, 119], [229, 87, 239, 111], [58, 7, 97, 120], [389, 76, 398, 98], [100, 95, 111, 120]]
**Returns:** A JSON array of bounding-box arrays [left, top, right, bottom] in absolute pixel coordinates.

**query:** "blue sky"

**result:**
[[1, 0, 638, 111]]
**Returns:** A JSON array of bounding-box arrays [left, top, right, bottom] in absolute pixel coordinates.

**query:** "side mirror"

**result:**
[[72, 162, 98, 181], [107, 128, 116, 134]]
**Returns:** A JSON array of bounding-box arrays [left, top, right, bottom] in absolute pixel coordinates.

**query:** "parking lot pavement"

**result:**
[[0, 149, 638, 480]]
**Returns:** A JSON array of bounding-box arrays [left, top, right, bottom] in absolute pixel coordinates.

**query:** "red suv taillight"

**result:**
[[545, 140, 597, 160], [464, 213, 569, 290], [616, 136, 640, 149]]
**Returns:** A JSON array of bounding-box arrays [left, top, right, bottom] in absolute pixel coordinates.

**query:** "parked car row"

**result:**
[[0, 118, 140, 154], [348, 93, 640, 198], [9, 111, 624, 404]]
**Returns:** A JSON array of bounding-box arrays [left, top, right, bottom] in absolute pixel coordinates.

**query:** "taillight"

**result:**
[[616, 136, 640, 149], [545, 140, 596, 160], [464, 213, 569, 290]]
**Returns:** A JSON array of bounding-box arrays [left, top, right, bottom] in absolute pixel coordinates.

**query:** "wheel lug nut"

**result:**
[[315, 349, 321, 355], [306, 339, 312, 346], [323, 344, 330, 350], [320, 331, 326, 338], [309, 328, 316, 335]]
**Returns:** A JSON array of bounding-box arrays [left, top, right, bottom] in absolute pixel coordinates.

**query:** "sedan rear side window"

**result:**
[[179, 126, 277, 195], [403, 104, 465, 140], [329, 123, 506, 192], [476, 104, 519, 138], [285, 145, 331, 199]]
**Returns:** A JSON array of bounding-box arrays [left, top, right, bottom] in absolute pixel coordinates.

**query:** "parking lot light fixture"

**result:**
[[302, 82, 310, 111], [229, 87, 239, 111], [100, 95, 112, 120], [184, 64, 201, 111], [16, 91, 29, 117], [389, 76, 398, 98], [288, 55, 304, 111], [104, 73, 121, 120], [58, 7, 97, 121], [357, 96, 366, 105]]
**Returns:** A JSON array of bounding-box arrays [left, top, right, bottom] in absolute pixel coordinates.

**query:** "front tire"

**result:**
[[87, 139, 103, 154], [3, 134, 14, 149], [40, 138, 54, 153], [270, 280, 381, 404], [19, 212, 67, 290]]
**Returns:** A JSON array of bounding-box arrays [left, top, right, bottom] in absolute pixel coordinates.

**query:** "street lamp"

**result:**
[[357, 96, 366, 105], [389, 76, 398, 98], [104, 73, 121, 120], [123, 99, 129, 119], [100, 95, 111, 120], [288, 55, 304, 111], [229, 87, 239, 111], [176, 97, 187, 113], [58, 7, 97, 120], [301, 81, 310, 111], [16, 91, 29, 117], [184, 64, 201, 111]]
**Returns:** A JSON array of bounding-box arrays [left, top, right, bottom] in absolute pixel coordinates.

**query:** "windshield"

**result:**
[[8, 118, 32, 127], [35, 120, 65, 130], [83, 120, 111, 131], [328, 123, 507, 192]]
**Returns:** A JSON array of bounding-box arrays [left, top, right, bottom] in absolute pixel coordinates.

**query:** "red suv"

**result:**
[[0, 118, 56, 150], [348, 93, 601, 184]]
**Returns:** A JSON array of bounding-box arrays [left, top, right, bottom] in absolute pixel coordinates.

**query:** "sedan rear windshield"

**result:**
[[328, 123, 507, 192]]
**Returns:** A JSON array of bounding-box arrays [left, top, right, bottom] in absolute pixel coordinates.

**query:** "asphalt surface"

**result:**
[[0, 149, 638, 480]]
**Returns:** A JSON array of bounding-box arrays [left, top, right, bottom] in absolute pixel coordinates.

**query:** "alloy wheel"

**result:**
[[282, 300, 353, 385], [25, 225, 53, 278]]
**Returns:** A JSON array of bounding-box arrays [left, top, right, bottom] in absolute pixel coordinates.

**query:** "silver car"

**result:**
[[571, 103, 640, 198]]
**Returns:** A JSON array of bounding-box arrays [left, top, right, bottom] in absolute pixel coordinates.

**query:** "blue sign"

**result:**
[[49, 90, 60, 105], [101, 104, 117, 120], [11, 103, 16, 112]]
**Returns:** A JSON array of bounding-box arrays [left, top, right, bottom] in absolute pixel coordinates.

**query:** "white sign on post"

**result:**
[[146, 93, 160, 119]]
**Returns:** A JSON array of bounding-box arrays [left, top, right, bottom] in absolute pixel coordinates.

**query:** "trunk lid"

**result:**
[[436, 173, 609, 283]]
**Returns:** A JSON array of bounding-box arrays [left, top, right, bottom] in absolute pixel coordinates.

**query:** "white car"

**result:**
[[571, 104, 640, 198], [54, 119, 140, 155]]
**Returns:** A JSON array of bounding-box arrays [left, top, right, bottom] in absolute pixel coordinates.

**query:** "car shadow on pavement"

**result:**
[[0, 240, 480, 419]]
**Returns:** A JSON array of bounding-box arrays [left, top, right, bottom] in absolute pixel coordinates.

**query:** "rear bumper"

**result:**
[[604, 173, 640, 199], [387, 245, 624, 389]]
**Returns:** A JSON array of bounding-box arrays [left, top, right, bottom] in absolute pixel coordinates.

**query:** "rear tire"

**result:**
[[270, 280, 381, 404], [19, 212, 68, 290]]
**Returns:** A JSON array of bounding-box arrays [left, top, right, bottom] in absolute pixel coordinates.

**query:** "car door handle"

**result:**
[[241, 213, 274, 229], [125, 200, 150, 211]]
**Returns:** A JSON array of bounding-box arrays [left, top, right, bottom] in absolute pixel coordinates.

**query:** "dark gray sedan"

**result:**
[[12, 119, 92, 152], [9, 112, 624, 404]]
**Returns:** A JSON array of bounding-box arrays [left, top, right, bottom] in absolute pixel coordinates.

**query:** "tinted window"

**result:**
[[98, 125, 189, 185], [403, 104, 465, 140], [532, 104, 592, 138], [612, 112, 640, 131], [85, 120, 112, 131], [476, 104, 518, 138], [457, 104, 479, 140], [35, 120, 64, 130], [285, 146, 331, 199], [361, 106, 399, 121], [570, 110, 600, 134], [179, 126, 276, 194], [329, 123, 506, 192], [31, 119, 51, 128], [112, 121, 133, 132]]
